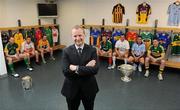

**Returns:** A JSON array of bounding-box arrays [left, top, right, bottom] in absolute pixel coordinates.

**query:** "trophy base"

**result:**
[[121, 76, 132, 82]]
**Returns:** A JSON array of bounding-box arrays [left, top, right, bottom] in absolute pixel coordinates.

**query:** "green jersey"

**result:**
[[100, 40, 112, 51], [26, 29, 36, 43], [4, 43, 18, 55], [44, 28, 53, 47], [149, 44, 164, 58], [171, 34, 180, 55], [141, 32, 154, 50]]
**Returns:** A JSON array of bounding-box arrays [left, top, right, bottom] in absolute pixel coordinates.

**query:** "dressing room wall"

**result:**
[[0, 0, 179, 46]]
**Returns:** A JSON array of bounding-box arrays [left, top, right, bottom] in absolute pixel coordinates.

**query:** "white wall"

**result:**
[[0, 31, 7, 76], [0, 0, 179, 46], [0, 0, 54, 27], [58, 0, 180, 46]]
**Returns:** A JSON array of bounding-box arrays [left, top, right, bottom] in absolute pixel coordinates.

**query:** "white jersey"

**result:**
[[52, 28, 59, 43], [115, 39, 130, 53], [21, 41, 34, 53]]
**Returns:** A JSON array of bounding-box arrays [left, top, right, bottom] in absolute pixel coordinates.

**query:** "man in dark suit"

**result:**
[[61, 25, 99, 110]]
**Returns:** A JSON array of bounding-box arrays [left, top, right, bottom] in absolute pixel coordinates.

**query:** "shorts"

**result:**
[[53, 36, 58, 43], [42, 45, 48, 49]]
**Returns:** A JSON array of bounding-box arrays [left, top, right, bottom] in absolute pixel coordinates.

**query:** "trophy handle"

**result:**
[[117, 66, 121, 70]]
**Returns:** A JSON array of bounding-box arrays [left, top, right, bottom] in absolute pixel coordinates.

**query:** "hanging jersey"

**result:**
[[21, 41, 35, 53], [111, 29, 123, 48], [14, 32, 24, 50], [157, 33, 171, 50], [26, 29, 36, 43], [44, 28, 53, 47], [148, 45, 165, 58], [112, 3, 125, 23], [84, 29, 90, 44], [52, 28, 59, 43], [90, 29, 101, 47], [4, 43, 18, 55], [126, 32, 138, 48], [35, 29, 42, 46], [1, 32, 9, 48], [19, 29, 26, 39], [40, 27, 46, 36], [141, 32, 154, 50], [136, 3, 151, 24], [171, 34, 180, 55], [167, 3, 180, 26], [100, 40, 112, 52], [101, 29, 112, 40], [38, 39, 50, 49]]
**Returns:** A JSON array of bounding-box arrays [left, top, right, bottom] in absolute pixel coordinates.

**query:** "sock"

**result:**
[[124, 58, 127, 64], [112, 56, 116, 66], [108, 57, 112, 65], [145, 66, 149, 71], [159, 68, 164, 74], [50, 53, 53, 58], [24, 58, 30, 67], [8, 63, 15, 73], [42, 57, 45, 62]]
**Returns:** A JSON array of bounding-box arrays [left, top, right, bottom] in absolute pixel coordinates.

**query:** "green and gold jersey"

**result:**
[[100, 40, 112, 52], [4, 42, 18, 55], [148, 45, 165, 58], [141, 32, 154, 50], [171, 34, 180, 55]]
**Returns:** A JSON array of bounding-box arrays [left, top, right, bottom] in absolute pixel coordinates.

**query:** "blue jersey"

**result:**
[[90, 29, 101, 46], [167, 3, 180, 26], [157, 33, 171, 50], [111, 29, 123, 45], [132, 43, 146, 57]]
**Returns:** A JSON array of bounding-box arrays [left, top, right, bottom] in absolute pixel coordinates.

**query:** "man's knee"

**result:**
[[145, 57, 150, 61], [7, 57, 13, 63], [108, 52, 112, 57], [113, 52, 116, 56], [161, 60, 165, 64]]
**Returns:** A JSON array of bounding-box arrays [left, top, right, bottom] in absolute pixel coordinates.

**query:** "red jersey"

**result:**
[[126, 32, 138, 47], [35, 28, 42, 46]]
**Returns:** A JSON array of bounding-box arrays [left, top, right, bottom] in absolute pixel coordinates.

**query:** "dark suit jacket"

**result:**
[[61, 44, 99, 99]]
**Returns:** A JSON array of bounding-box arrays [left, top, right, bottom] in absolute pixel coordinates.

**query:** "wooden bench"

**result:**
[[11, 44, 66, 63], [98, 54, 180, 69]]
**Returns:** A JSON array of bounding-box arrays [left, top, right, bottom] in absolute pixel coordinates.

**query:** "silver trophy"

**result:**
[[118, 64, 134, 82]]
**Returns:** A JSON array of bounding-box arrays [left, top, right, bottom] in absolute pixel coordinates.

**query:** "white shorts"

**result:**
[[53, 36, 58, 43]]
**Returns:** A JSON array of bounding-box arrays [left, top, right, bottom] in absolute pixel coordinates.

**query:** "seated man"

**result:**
[[145, 38, 165, 81], [98, 36, 112, 69], [37, 35, 55, 64], [21, 36, 40, 65], [4, 37, 33, 78], [109, 34, 130, 69], [128, 36, 146, 72]]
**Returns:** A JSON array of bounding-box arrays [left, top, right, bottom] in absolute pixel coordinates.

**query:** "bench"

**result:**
[[98, 54, 180, 69], [11, 44, 66, 63]]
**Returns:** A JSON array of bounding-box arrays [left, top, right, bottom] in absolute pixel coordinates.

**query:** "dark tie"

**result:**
[[78, 48, 82, 55]]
